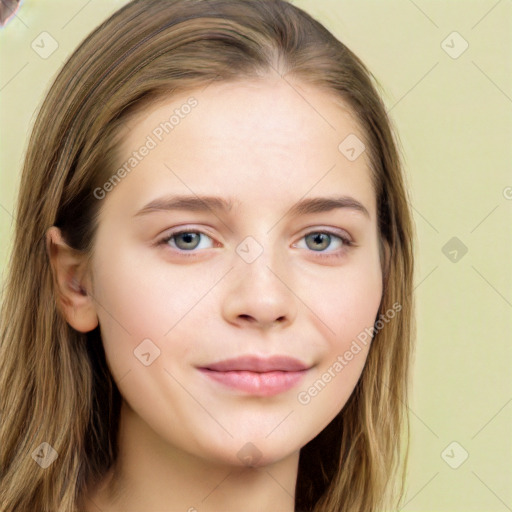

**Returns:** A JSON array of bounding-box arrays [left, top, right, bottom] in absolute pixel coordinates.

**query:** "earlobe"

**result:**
[[46, 226, 99, 333]]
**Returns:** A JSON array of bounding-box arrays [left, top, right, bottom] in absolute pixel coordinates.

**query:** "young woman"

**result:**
[[0, 1, 415, 510]]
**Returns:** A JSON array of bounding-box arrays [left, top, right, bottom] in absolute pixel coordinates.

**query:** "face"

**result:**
[[87, 77, 383, 467]]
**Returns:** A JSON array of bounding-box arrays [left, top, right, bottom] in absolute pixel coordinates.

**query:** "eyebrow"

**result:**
[[133, 194, 370, 219]]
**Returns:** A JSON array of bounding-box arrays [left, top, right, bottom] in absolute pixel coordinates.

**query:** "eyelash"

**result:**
[[156, 228, 354, 260]]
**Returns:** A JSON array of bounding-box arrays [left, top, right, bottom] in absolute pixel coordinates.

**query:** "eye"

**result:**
[[294, 230, 354, 258], [156, 228, 354, 259], [157, 230, 216, 252]]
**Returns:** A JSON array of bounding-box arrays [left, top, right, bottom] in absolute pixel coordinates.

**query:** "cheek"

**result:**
[[89, 241, 200, 383], [308, 255, 383, 348], [296, 254, 382, 408], [92, 238, 204, 335]]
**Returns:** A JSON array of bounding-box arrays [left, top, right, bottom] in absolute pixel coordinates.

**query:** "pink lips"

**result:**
[[198, 355, 310, 397]]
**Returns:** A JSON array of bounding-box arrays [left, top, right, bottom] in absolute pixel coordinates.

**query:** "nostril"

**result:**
[[237, 314, 287, 324]]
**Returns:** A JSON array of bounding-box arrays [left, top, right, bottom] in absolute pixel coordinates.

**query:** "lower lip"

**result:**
[[198, 369, 308, 397]]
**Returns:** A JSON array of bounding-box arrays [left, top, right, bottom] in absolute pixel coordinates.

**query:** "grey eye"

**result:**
[[173, 232, 202, 250], [305, 233, 332, 251]]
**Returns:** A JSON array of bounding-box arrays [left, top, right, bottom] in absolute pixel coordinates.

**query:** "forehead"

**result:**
[[106, 77, 376, 220]]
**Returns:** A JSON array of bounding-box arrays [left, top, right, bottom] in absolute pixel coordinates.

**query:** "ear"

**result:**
[[46, 226, 99, 333]]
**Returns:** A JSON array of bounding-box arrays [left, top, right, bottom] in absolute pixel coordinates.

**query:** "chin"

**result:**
[[204, 437, 300, 469]]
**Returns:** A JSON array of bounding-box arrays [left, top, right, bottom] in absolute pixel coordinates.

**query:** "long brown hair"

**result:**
[[0, 1, 415, 510]]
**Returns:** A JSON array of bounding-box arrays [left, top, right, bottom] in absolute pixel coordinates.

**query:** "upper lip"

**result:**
[[198, 355, 310, 372]]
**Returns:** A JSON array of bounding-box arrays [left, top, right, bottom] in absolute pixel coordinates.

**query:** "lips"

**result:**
[[197, 355, 311, 396], [198, 355, 310, 372]]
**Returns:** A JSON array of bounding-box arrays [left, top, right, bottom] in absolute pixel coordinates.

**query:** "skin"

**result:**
[[47, 74, 386, 512]]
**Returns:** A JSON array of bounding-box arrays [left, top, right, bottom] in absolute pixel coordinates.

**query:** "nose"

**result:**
[[221, 245, 298, 330]]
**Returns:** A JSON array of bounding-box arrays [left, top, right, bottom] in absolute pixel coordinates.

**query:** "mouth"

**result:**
[[197, 355, 311, 397]]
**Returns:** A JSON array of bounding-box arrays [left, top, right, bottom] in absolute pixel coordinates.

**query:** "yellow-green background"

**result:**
[[1, 1, 511, 510]]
